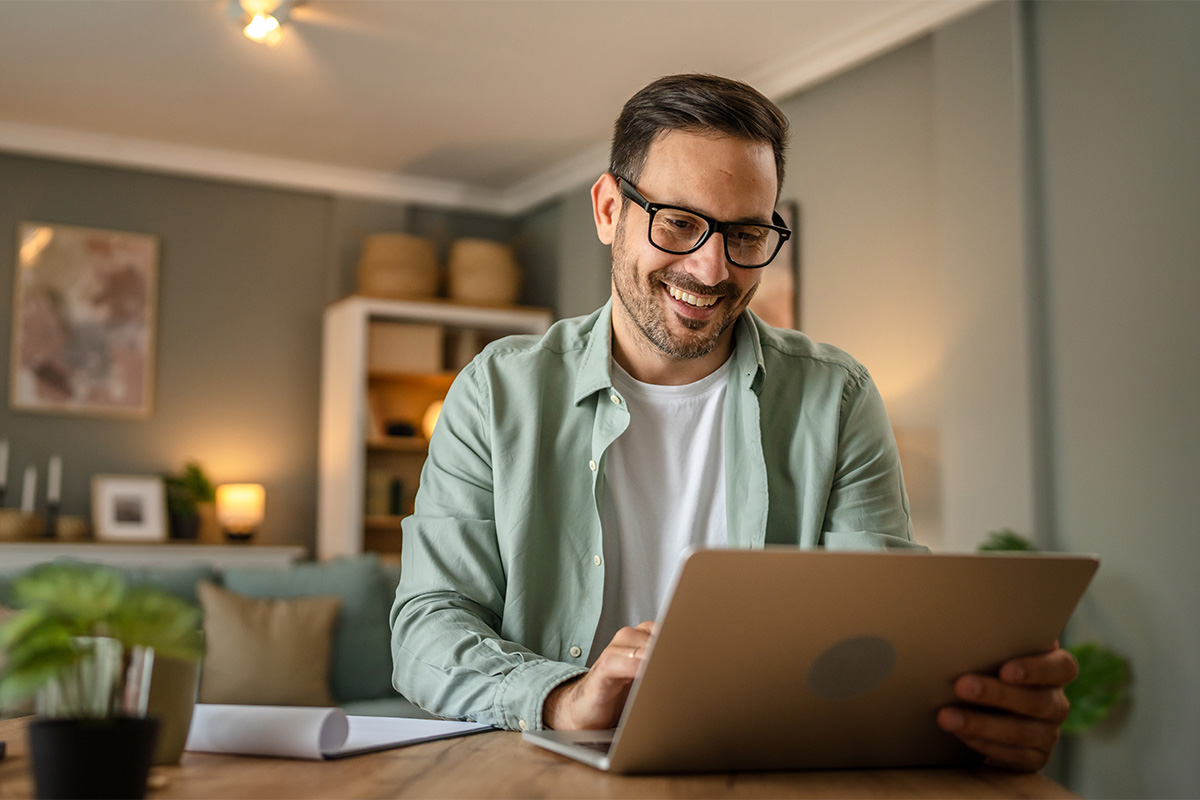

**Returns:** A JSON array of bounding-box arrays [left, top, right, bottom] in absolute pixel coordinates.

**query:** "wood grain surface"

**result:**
[[0, 716, 1076, 799]]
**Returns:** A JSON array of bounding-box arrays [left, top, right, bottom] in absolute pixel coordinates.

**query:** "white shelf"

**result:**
[[317, 296, 552, 561], [0, 541, 306, 570]]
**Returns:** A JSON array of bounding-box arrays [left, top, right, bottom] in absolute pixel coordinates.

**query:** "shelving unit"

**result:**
[[317, 296, 553, 562]]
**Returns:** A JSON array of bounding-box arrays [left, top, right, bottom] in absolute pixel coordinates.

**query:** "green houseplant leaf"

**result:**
[[0, 563, 205, 716], [977, 529, 1130, 735], [163, 460, 215, 517], [1063, 642, 1130, 734]]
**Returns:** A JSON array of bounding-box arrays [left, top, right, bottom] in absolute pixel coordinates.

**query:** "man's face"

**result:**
[[601, 131, 778, 372]]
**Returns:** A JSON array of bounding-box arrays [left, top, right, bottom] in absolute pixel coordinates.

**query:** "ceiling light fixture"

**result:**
[[229, 0, 303, 47]]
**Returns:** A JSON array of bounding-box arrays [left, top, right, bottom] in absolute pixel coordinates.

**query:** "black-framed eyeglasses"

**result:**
[[616, 175, 791, 269]]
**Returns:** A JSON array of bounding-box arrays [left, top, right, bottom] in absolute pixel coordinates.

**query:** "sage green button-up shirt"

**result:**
[[390, 302, 922, 732]]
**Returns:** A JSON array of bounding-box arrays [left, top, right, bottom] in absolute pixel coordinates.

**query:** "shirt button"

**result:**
[[588, 459, 597, 471], [610, 393, 621, 404], [569, 646, 582, 658], [518, 719, 528, 731], [593, 555, 602, 567]]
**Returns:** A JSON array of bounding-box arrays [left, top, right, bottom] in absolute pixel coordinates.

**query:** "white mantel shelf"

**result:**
[[0, 541, 307, 570]]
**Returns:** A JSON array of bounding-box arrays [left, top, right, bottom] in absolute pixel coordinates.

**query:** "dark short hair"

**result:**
[[609, 74, 790, 197]]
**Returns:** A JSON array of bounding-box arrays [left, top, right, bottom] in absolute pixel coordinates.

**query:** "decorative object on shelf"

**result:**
[[422, 400, 444, 440], [0, 509, 44, 540], [92, 475, 169, 542], [979, 529, 1132, 735], [0, 437, 8, 506], [365, 471, 393, 517], [356, 233, 439, 300], [163, 460, 216, 540], [0, 562, 205, 798], [216, 483, 265, 542], [368, 321, 444, 373], [44, 454, 62, 540], [446, 238, 521, 306], [20, 464, 36, 513], [10, 221, 158, 418], [748, 200, 800, 330], [54, 514, 91, 541]]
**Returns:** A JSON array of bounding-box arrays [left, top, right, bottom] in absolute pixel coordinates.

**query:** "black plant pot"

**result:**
[[168, 511, 200, 540], [29, 716, 160, 800]]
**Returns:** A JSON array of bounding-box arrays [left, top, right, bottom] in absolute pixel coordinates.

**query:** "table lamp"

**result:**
[[215, 483, 264, 542]]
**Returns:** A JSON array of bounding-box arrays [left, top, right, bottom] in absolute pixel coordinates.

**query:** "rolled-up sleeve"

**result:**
[[821, 367, 925, 551], [389, 363, 585, 730]]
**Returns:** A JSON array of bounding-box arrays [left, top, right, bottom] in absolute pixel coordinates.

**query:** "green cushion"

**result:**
[[221, 555, 396, 703], [118, 563, 219, 605]]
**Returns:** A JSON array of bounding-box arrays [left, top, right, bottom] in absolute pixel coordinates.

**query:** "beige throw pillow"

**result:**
[[197, 582, 342, 707]]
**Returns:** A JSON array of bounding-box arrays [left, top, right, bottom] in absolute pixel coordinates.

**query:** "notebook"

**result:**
[[523, 547, 1098, 773]]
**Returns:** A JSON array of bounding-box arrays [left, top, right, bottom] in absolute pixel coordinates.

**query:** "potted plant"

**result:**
[[979, 530, 1131, 734], [0, 563, 204, 799], [163, 460, 216, 540]]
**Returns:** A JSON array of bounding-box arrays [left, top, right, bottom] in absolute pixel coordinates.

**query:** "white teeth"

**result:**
[[668, 286, 718, 308]]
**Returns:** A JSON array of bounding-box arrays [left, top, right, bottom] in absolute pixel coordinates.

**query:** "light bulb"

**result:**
[[243, 13, 283, 46]]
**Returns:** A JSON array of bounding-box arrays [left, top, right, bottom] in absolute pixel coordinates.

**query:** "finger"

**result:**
[[999, 647, 1079, 686], [938, 706, 1061, 753], [954, 675, 1071, 723], [954, 733, 1051, 772], [610, 625, 653, 648]]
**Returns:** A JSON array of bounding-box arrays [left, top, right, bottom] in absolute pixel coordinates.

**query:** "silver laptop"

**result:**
[[523, 547, 1098, 774]]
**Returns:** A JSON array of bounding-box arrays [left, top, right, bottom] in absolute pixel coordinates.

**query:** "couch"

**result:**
[[0, 553, 432, 719]]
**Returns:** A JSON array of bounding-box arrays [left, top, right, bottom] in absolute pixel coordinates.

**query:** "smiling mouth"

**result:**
[[666, 284, 720, 309]]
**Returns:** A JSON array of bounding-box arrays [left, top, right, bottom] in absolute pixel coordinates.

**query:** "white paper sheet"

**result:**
[[185, 704, 491, 760]]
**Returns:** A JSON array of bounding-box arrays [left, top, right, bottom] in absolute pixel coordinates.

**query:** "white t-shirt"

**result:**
[[590, 356, 732, 661]]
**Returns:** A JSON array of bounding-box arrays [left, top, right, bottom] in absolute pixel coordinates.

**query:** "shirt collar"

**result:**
[[573, 300, 617, 405], [572, 300, 768, 404]]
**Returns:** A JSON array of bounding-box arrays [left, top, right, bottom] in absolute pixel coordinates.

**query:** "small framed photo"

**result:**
[[91, 475, 168, 542]]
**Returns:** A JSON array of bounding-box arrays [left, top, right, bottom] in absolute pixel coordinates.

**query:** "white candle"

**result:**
[[48, 455, 62, 505], [0, 439, 8, 490], [21, 465, 37, 514]]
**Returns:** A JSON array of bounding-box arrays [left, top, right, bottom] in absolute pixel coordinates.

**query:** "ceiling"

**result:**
[[0, 0, 986, 214]]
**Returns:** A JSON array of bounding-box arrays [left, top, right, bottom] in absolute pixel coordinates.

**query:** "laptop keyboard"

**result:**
[[576, 740, 613, 755]]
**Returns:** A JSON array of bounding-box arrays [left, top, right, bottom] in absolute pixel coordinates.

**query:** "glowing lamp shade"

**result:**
[[422, 400, 444, 440], [216, 483, 265, 541]]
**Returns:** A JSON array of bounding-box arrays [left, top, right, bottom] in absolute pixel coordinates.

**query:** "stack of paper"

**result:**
[[185, 704, 491, 760]]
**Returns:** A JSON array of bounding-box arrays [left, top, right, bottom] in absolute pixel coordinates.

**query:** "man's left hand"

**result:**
[[937, 643, 1078, 772]]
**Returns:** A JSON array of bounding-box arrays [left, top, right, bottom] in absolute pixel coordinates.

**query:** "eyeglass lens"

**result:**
[[651, 208, 782, 268]]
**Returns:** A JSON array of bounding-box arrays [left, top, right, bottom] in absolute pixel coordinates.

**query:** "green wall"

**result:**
[[0, 153, 530, 550]]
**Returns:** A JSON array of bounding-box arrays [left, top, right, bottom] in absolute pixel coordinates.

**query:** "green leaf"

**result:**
[[11, 564, 126, 626], [979, 529, 1038, 552], [0, 637, 80, 706], [106, 587, 204, 662], [1064, 642, 1130, 734]]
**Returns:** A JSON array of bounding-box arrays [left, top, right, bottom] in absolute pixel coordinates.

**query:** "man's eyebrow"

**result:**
[[656, 197, 774, 226]]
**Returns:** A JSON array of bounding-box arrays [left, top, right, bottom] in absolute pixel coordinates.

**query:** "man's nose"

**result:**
[[682, 231, 732, 288]]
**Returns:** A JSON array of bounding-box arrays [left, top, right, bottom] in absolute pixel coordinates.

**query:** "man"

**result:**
[[391, 74, 1076, 772]]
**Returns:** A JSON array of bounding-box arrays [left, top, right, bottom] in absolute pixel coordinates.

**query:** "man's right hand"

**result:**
[[542, 621, 655, 730]]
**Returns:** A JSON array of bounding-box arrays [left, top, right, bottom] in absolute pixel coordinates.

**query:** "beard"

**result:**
[[610, 219, 755, 360]]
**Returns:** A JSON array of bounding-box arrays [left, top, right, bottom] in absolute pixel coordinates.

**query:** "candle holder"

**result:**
[[45, 502, 60, 540]]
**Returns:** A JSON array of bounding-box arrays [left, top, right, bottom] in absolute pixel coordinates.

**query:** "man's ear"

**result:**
[[592, 173, 622, 246]]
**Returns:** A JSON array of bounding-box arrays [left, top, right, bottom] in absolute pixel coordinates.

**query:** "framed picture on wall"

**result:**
[[748, 201, 800, 331], [9, 221, 159, 418], [92, 474, 168, 542]]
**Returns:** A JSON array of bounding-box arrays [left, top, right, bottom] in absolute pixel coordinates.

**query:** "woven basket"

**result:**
[[356, 233, 439, 300], [446, 238, 521, 306]]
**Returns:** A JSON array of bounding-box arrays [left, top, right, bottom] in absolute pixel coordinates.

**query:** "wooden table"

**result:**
[[0, 716, 1075, 799]]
